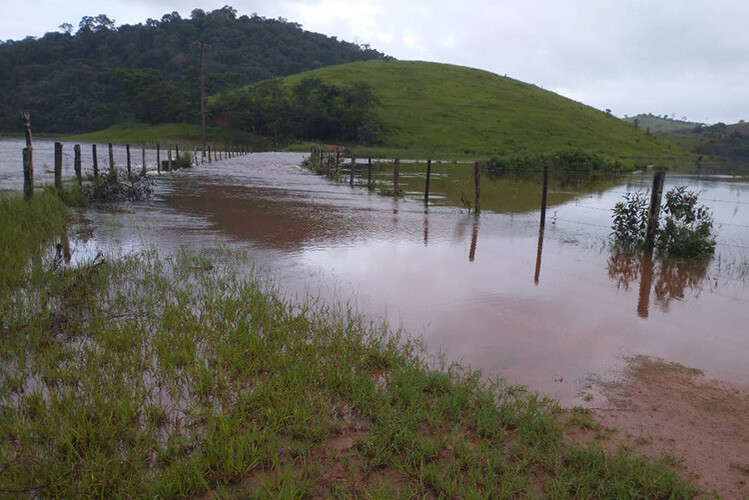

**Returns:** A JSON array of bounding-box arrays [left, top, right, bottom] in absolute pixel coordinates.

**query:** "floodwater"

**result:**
[[2, 138, 748, 405]]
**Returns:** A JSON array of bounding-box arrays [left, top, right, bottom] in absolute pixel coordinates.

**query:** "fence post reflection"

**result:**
[[534, 229, 544, 285], [637, 250, 655, 319], [469, 218, 479, 262]]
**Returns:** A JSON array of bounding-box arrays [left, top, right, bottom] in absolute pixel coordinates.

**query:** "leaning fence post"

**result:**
[[74, 144, 82, 185], [23, 148, 33, 200], [424, 159, 432, 205], [645, 171, 666, 249], [54, 142, 63, 196], [92, 144, 99, 178], [126, 144, 131, 177], [539, 164, 549, 230], [474, 161, 481, 214]]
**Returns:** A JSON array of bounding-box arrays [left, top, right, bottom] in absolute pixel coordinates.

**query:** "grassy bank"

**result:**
[[0, 200, 700, 497]]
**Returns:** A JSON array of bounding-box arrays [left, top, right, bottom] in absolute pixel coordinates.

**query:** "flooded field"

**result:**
[[2, 138, 748, 405]]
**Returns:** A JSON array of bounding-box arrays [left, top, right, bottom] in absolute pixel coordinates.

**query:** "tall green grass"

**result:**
[[0, 233, 700, 497], [0, 192, 69, 287]]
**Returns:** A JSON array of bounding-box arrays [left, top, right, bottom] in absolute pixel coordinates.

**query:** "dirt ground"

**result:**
[[580, 355, 749, 499]]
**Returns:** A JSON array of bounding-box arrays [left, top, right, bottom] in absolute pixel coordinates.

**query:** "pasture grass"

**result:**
[[279, 60, 690, 164], [0, 201, 701, 497]]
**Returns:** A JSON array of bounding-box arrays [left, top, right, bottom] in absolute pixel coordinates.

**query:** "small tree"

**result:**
[[612, 186, 715, 259]]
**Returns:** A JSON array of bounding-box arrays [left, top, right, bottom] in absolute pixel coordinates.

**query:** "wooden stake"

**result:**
[[74, 144, 82, 185], [393, 158, 400, 196], [54, 142, 63, 196], [108, 142, 115, 176], [474, 161, 481, 214], [539, 164, 549, 229], [424, 159, 432, 205], [92, 144, 99, 178], [368, 158, 372, 188], [23, 148, 33, 200], [350, 155, 356, 186], [126, 144, 131, 177], [141, 148, 146, 176], [645, 171, 665, 249], [22, 111, 34, 198], [156, 143, 161, 174]]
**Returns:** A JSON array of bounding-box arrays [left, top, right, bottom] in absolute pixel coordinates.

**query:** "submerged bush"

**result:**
[[611, 186, 715, 259]]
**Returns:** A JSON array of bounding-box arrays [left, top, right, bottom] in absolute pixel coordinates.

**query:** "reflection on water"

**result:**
[[534, 229, 545, 285], [608, 249, 712, 318]]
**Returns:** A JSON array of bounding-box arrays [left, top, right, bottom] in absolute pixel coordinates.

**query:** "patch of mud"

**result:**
[[582, 355, 749, 499]]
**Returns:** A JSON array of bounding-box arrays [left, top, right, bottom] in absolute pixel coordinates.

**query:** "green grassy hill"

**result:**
[[278, 60, 688, 162]]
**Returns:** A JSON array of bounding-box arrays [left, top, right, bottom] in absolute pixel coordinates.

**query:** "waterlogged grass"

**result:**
[[0, 236, 702, 497], [0, 191, 69, 287]]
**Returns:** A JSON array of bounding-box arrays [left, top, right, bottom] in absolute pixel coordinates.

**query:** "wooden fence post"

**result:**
[[141, 148, 146, 176], [207, 146, 212, 163], [175, 145, 180, 166], [74, 144, 82, 185], [350, 155, 356, 186], [167, 148, 173, 171], [474, 161, 481, 214], [54, 142, 63, 196], [126, 144, 131, 177], [368, 158, 372, 188], [539, 164, 549, 230], [645, 171, 665, 249], [92, 144, 99, 178], [393, 158, 400, 196], [23, 148, 33, 200], [156, 143, 161, 174], [22, 111, 34, 198], [108, 142, 115, 176], [424, 159, 432, 205]]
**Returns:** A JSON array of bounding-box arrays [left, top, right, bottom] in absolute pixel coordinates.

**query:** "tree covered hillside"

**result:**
[[0, 6, 386, 133]]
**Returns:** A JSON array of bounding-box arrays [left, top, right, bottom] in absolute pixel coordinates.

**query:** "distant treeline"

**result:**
[[0, 6, 387, 133], [211, 78, 383, 144]]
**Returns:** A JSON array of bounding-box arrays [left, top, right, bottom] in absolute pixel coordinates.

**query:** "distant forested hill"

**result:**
[[0, 6, 387, 133]]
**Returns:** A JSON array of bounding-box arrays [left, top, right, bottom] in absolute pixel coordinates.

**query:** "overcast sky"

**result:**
[[2, 0, 747, 124]]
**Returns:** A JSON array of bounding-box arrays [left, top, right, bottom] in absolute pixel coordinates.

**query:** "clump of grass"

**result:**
[[0, 238, 700, 497]]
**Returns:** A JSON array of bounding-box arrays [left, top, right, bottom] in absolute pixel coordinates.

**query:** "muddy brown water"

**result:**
[[2, 142, 748, 406]]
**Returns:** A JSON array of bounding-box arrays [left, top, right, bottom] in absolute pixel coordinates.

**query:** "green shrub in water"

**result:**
[[611, 186, 715, 259]]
